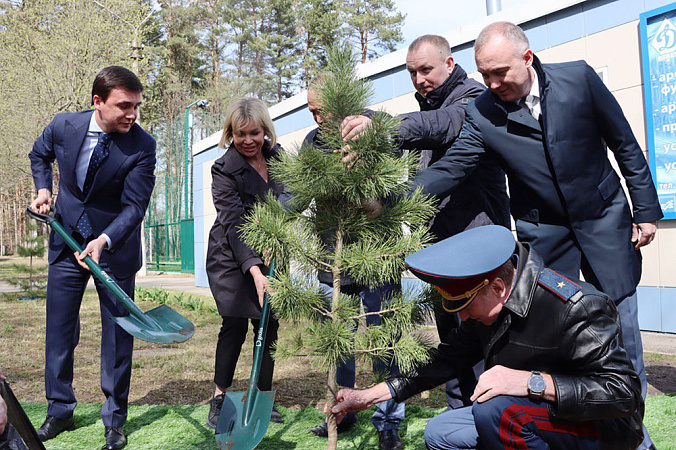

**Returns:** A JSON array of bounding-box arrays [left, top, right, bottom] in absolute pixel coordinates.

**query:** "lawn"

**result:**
[[19, 403, 439, 449], [15, 397, 676, 449], [1, 258, 675, 449]]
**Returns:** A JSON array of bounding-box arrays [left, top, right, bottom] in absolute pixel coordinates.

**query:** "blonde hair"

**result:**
[[219, 97, 277, 150]]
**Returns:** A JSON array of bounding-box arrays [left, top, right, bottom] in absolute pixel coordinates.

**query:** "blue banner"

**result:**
[[641, 2, 676, 220]]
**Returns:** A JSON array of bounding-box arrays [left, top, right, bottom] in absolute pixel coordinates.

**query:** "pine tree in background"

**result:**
[[240, 46, 437, 450], [3, 220, 47, 299]]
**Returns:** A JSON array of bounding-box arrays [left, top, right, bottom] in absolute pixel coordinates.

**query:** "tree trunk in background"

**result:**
[[0, 202, 4, 256]]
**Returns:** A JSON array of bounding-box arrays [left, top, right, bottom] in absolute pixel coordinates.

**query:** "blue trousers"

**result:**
[[516, 221, 652, 449], [45, 251, 134, 427], [321, 282, 405, 431], [425, 396, 601, 450]]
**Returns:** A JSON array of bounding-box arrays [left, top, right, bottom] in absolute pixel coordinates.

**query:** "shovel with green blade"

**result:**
[[215, 261, 277, 450], [26, 207, 195, 344]]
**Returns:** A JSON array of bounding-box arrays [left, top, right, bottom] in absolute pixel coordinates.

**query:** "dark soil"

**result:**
[[646, 357, 676, 396], [1, 278, 674, 411]]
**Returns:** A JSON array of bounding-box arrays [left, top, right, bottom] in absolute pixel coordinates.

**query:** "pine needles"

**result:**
[[240, 46, 438, 435]]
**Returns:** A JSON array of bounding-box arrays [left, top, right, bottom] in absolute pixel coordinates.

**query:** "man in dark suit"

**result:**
[[29, 66, 156, 450], [412, 22, 661, 449]]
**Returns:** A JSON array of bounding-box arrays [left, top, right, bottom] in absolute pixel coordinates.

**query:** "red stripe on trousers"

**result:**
[[498, 404, 600, 449]]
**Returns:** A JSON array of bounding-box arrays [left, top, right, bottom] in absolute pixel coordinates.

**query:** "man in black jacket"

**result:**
[[341, 34, 510, 410], [329, 226, 644, 450]]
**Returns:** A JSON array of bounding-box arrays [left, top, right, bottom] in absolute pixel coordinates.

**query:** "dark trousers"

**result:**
[[45, 251, 134, 428], [214, 315, 278, 391], [434, 306, 484, 408], [425, 396, 601, 450], [432, 214, 493, 409]]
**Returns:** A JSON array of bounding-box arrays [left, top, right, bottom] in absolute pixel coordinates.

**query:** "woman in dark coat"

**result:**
[[205, 97, 284, 428]]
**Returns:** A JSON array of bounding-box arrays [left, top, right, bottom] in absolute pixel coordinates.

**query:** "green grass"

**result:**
[[644, 394, 676, 449], [18, 396, 676, 449], [645, 352, 676, 362], [0, 257, 47, 278], [21, 403, 439, 449]]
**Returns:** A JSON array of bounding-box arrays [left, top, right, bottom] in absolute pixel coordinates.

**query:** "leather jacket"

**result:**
[[388, 243, 643, 449], [399, 65, 510, 240]]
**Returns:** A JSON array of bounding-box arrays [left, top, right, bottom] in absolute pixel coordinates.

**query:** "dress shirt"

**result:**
[[521, 67, 541, 120], [76, 114, 104, 190], [75, 113, 111, 248]]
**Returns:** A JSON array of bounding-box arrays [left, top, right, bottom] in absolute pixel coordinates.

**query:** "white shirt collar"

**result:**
[[527, 67, 539, 100], [521, 67, 541, 119], [89, 111, 104, 133]]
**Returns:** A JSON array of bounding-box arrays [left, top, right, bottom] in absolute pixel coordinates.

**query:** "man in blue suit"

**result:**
[[413, 22, 661, 449], [29, 66, 156, 450]]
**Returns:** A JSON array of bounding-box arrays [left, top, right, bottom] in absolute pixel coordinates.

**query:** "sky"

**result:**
[[394, 0, 526, 49]]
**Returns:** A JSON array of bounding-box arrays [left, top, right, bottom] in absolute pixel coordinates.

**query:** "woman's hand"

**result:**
[[249, 265, 270, 308]]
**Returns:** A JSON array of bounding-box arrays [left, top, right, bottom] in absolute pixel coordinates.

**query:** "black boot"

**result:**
[[102, 426, 126, 450], [309, 413, 357, 437], [206, 394, 225, 429], [378, 429, 403, 450], [36, 415, 75, 441], [270, 405, 284, 424]]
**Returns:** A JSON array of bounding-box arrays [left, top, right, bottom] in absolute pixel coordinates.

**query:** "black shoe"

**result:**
[[36, 415, 75, 441], [270, 405, 284, 424], [207, 394, 225, 429], [102, 426, 126, 450], [379, 429, 403, 450], [309, 414, 357, 437]]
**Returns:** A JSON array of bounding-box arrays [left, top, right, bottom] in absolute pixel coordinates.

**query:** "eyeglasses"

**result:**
[[435, 279, 489, 313]]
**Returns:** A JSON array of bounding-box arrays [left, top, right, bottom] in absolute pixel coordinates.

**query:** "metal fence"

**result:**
[[144, 110, 222, 272]]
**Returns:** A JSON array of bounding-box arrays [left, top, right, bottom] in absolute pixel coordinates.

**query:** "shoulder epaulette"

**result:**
[[537, 268, 581, 301]]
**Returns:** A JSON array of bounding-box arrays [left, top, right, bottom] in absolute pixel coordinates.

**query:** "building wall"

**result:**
[[192, 0, 676, 332]]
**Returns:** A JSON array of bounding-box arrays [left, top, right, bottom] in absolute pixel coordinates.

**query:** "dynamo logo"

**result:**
[[651, 17, 676, 55]]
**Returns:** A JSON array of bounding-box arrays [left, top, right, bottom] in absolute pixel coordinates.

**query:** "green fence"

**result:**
[[180, 218, 194, 272], [146, 221, 182, 272], [144, 110, 222, 273]]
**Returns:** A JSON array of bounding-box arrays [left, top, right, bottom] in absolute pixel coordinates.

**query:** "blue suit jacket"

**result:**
[[413, 56, 663, 300], [30, 110, 156, 278]]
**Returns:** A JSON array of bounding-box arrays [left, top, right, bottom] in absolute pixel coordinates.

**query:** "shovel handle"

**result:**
[[243, 260, 276, 424], [26, 206, 54, 224], [25, 207, 159, 329]]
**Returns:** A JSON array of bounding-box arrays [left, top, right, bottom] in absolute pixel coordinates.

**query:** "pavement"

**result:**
[[0, 271, 214, 297], [135, 272, 213, 296]]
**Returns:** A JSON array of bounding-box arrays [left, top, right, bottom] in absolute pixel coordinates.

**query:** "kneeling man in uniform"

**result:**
[[329, 225, 644, 450]]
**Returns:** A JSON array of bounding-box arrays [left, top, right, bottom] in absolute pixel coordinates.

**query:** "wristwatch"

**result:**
[[528, 371, 546, 398]]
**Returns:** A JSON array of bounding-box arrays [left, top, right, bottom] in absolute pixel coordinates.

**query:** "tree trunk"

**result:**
[[13, 194, 19, 253], [29, 254, 34, 298], [326, 229, 344, 450], [325, 368, 339, 450], [0, 201, 4, 255], [361, 29, 367, 63]]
